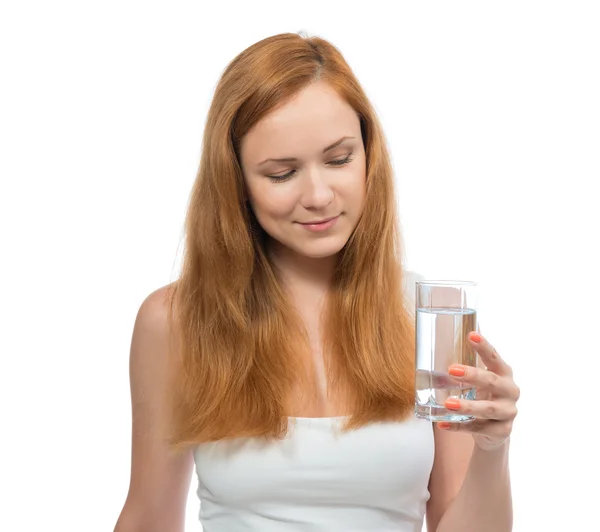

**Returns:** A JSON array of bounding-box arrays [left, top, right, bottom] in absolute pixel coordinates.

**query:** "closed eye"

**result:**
[[267, 153, 354, 183]]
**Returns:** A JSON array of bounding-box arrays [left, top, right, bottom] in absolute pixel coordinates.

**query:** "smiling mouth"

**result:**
[[298, 214, 340, 225]]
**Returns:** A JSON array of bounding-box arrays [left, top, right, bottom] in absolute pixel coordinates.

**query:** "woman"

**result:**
[[115, 32, 520, 532]]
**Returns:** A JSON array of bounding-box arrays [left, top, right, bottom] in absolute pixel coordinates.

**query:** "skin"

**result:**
[[115, 80, 520, 532], [238, 80, 367, 414], [239, 80, 521, 530], [441, 332, 520, 451], [239, 80, 367, 297], [433, 332, 520, 532]]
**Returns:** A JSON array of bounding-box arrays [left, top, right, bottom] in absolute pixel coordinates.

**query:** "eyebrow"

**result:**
[[257, 136, 355, 166]]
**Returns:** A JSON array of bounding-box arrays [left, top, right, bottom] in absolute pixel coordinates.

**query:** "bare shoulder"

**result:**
[[128, 283, 179, 381], [402, 269, 425, 307], [114, 282, 193, 532], [404, 269, 425, 285], [136, 283, 176, 336]]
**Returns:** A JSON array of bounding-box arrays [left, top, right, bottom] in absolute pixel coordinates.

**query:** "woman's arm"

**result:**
[[425, 428, 473, 532], [434, 435, 512, 532], [427, 330, 518, 532], [114, 285, 194, 532]]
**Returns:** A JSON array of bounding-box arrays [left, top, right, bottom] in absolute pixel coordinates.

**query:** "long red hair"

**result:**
[[165, 32, 417, 451]]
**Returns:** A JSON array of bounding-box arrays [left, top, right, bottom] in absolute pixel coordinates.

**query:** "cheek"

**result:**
[[345, 168, 367, 206], [249, 187, 295, 221]]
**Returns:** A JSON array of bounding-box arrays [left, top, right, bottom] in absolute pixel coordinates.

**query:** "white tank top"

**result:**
[[192, 415, 434, 531]]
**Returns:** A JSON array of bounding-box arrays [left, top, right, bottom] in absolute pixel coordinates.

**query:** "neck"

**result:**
[[266, 238, 338, 297]]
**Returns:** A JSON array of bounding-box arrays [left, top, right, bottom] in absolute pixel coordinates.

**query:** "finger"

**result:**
[[448, 365, 519, 399], [468, 332, 511, 377], [438, 419, 512, 440], [438, 418, 487, 433], [416, 370, 462, 390], [445, 397, 518, 421]]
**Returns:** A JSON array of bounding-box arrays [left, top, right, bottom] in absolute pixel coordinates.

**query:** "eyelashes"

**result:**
[[267, 153, 354, 183]]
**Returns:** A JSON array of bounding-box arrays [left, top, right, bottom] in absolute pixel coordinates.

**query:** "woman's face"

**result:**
[[239, 81, 367, 261]]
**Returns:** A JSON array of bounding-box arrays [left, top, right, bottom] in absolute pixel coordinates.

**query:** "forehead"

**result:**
[[241, 83, 360, 163]]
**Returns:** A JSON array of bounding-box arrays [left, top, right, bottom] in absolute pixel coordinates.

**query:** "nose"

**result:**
[[299, 167, 334, 209]]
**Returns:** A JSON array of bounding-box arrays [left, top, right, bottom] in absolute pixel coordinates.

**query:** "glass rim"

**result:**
[[416, 280, 477, 287]]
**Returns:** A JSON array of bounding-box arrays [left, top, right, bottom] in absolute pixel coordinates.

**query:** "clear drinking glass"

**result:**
[[414, 280, 479, 422]]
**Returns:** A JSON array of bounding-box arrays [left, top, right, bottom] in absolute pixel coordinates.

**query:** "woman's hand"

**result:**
[[437, 331, 520, 452]]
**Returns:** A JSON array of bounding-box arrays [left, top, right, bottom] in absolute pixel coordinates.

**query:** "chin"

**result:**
[[294, 238, 348, 259], [300, 249, 340, 259]]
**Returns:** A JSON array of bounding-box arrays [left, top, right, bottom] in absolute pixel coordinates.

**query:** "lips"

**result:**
[[299, 215, 339, 225]]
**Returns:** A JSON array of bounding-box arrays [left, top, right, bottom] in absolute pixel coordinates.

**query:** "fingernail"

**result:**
[[470, 332, 482, 343], [438, 422, 451, 430], [445, 399, 461, 410], [449, 365, 466, 377]]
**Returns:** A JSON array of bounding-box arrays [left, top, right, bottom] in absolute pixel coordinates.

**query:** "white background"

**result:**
[[1, 1, 598, 531]]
